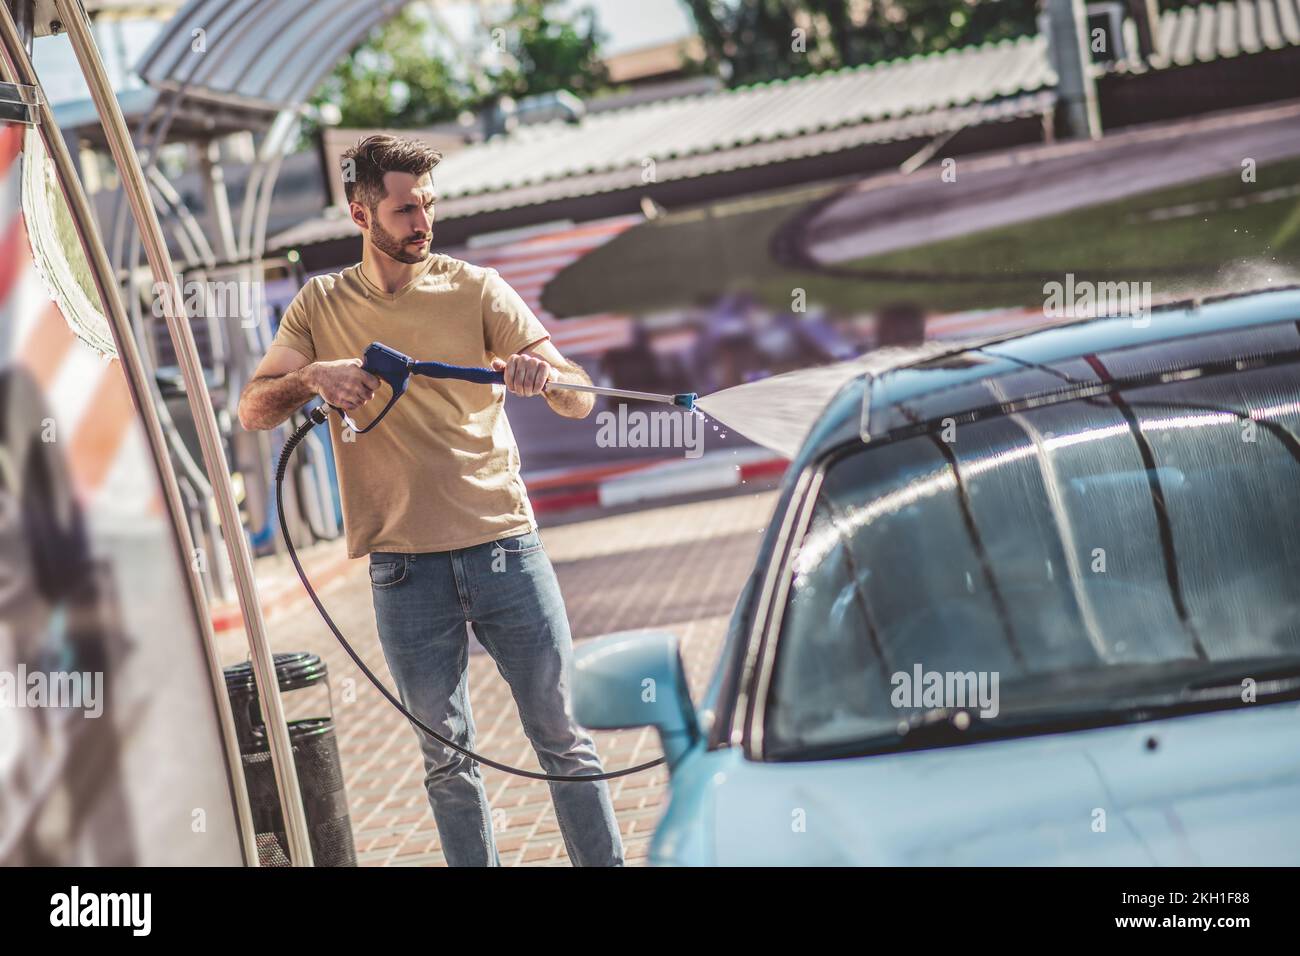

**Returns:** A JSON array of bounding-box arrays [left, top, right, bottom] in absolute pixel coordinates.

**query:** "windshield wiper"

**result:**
[[778, 705, 1091, 761], [1182, 656, 1300, 697], [771, 658, 1300, 762]]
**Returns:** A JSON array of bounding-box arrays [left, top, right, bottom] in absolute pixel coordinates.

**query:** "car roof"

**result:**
[[795, 285, 1300, 471]]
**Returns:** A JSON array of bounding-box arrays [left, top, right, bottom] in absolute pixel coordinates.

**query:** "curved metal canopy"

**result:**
[[134, 0, 409, 113]]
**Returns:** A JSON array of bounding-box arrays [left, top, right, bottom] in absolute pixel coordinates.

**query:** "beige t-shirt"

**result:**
[[271, 253, 550, 558]]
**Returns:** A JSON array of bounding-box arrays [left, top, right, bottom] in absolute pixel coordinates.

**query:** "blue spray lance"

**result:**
[[333, 341, 698, 434], [278, 342, 699, 782]]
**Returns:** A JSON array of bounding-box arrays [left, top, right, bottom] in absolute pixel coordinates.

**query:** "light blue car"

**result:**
[[574, 287, 1300, 865]]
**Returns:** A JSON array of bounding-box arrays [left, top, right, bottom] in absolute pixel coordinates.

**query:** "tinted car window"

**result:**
[[765, 362, 1300, 759]]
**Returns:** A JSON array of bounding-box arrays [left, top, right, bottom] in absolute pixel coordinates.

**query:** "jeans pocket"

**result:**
[[368, 554, 409, 589], [493, 530, 543, 556]]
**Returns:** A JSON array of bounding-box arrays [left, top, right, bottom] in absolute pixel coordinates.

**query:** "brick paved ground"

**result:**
[[215, 483, 779, 866]]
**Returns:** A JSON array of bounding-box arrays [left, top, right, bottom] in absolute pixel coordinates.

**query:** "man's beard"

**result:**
[[369, 217, 431, 264]]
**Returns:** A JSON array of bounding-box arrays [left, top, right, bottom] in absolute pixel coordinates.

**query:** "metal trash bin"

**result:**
[[223, 652, 357, 866]]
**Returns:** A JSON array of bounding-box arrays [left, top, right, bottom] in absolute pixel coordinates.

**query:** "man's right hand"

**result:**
[[308, 359, 381, 411], [239, 347, 381, 431]]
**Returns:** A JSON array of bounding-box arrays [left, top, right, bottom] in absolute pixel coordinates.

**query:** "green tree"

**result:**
[[304, 1, 610, 140], [307, 8, 464, 133], [681, 0, 1040, 86], [489, 1, 609, 102]]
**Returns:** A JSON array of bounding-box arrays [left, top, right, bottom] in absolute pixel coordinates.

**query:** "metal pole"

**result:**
[[0, 1, 263, 864], [544, 381, 690, 407], [51, 0, 315, 865], [196, 139, 238, 262], [1045, 0, 1102, 140], [8, 0, 28, 51]]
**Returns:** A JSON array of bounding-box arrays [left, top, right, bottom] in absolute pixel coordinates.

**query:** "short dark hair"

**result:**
[[340, 134, 442, 210]]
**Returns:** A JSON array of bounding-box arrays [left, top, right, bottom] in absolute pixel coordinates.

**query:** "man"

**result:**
[[238, 134, 624, 867]]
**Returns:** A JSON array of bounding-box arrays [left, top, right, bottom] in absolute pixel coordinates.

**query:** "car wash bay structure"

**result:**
[[0, 0, 322, 864], [50, 0, 415, 600]]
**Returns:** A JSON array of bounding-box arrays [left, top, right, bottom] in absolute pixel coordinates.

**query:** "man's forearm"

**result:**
[[543, 361, 595, 419], [239, 365, 319, 431]]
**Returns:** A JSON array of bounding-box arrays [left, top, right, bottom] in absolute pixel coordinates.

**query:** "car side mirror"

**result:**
[[573, 630, 700, 769]]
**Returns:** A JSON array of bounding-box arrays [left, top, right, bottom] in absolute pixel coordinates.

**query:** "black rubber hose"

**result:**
[[275, 406, 665, 782]]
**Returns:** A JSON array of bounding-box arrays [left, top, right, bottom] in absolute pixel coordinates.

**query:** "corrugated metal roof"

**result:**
[[269, 36, 1055, 250], [1150, 0, 1300, 68], [268, 87, 1054, 251], [134, 0, 409, 111], [438, 35, 1053, 200]]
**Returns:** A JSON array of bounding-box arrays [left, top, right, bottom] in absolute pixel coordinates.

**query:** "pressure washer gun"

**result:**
[[328, 341, 698, 434], [277, 339, 675, 782]]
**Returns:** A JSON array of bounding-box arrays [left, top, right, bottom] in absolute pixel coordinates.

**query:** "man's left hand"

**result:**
[[493, 352, 556, 397]]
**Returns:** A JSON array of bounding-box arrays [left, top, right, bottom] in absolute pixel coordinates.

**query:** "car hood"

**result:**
[[690, 701, 1300, 865]]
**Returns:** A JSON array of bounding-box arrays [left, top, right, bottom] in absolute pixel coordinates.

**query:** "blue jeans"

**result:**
[[368, 528, 624, 867]]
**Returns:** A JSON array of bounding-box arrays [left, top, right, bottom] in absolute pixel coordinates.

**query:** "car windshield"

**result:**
[[765, 359, 1300, 760]]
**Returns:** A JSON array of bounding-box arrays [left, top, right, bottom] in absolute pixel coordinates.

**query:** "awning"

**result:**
[[134, 0, 410, 113]]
